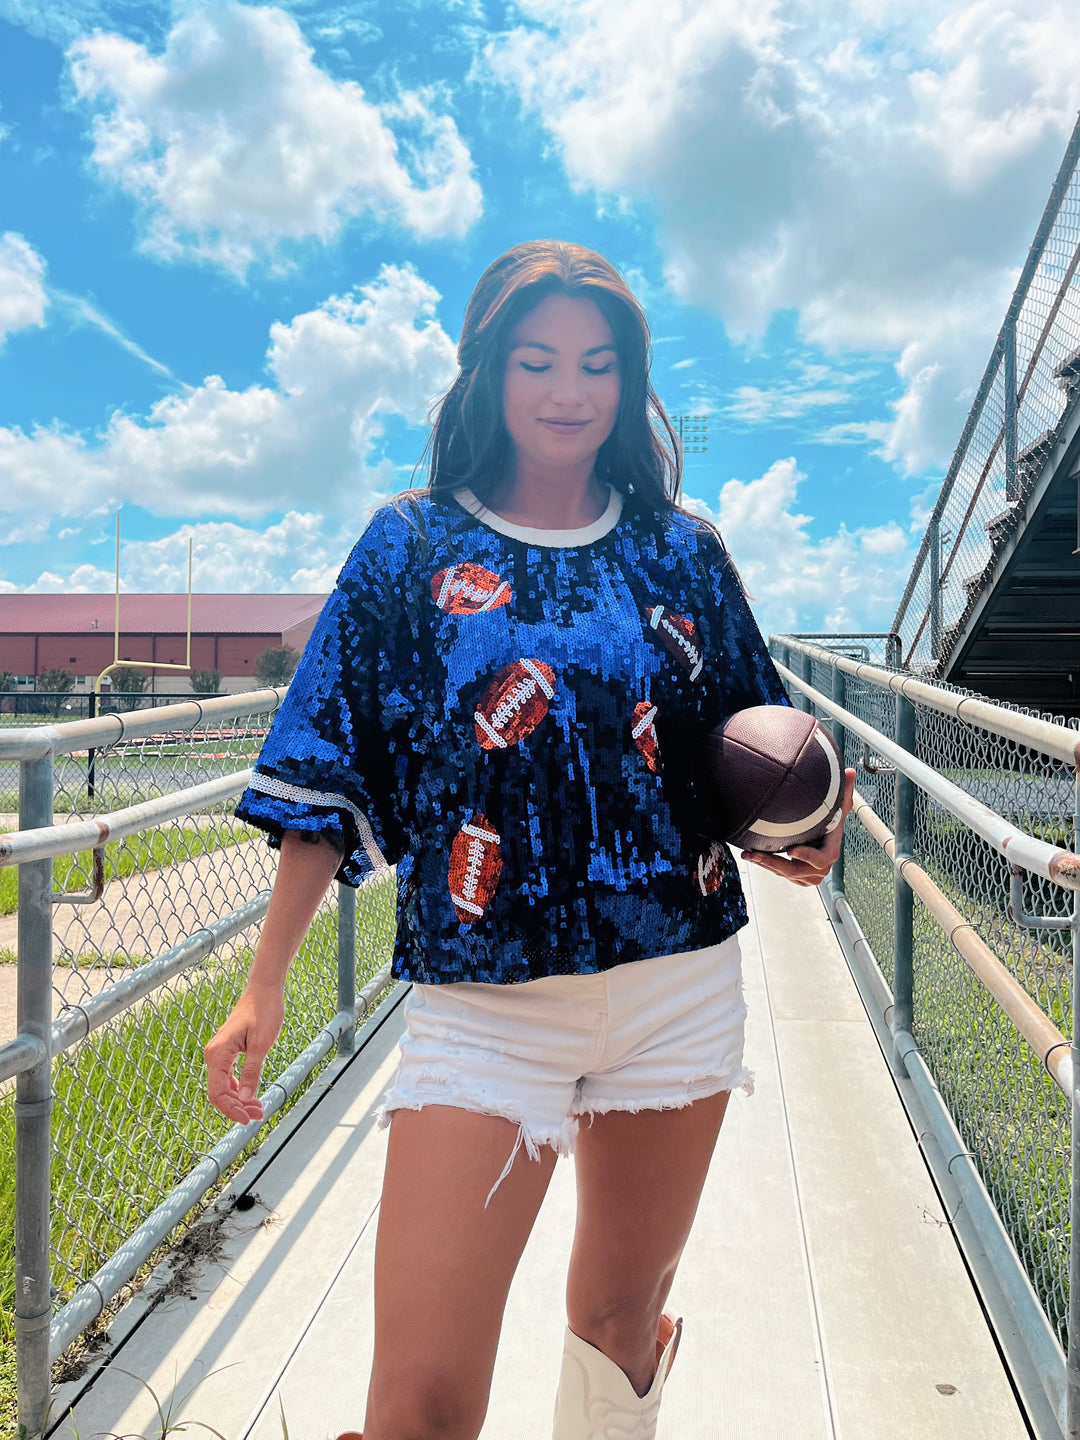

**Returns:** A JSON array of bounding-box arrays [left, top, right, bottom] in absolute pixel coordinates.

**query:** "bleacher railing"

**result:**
[[773, 632, 1080, 1439], [0, 693, 396, 1437], [892, 114, 1080, 677]]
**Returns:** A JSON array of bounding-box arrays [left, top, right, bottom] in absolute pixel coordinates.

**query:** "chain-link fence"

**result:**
[[893, 115, 1080, 677], [773, 633, 1079, 1429], [0, 692, 398, 1436], [0, 693, 233, 812]]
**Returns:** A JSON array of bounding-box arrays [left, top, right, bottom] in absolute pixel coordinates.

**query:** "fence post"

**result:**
[[337, 881, 357, 1057], [891, 697, 917, 1070], [795, 650, 812, 714], [15, 754, 54, 1437], [929, 520, 941, 665], [1068, 773, 1080, 1439], [87, 689, 97, 804], [831, 664, 847, 896], [1004, 315, 1018, 504]]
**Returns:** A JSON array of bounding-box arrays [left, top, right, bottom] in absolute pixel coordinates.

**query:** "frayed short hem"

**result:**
[[573, 1066, 755, 1120], [376, 1087, 578, 1203], [376, 1089, 577, 1156]]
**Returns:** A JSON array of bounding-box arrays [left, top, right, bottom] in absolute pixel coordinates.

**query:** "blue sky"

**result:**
[[1, 0, 1077, 637]]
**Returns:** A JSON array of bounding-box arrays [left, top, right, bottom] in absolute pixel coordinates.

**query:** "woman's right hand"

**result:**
[[205, 981, 286, 1126]]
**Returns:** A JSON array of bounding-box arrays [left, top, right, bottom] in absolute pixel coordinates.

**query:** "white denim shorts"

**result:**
[[377, 936, 750, 1200]]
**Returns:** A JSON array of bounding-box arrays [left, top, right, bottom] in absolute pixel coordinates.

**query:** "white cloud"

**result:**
[[50, 287, 176, 377], [685, 457, 914, 634], [70, 3, 483, 274], [485, 0, 1080, 473], [1, 510, 358, 594], [0, 232, 49, 347], [725, 384, 851, 424], [0, 262, 458, 519], [114, 512, 345, 593]]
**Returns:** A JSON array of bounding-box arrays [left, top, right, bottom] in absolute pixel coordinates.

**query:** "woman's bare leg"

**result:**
[[565, 1093, 730, 1396], [363, 1105, 557, 1440]]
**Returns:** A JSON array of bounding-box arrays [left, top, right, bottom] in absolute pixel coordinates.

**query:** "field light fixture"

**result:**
[[672, 413, 709, 455]]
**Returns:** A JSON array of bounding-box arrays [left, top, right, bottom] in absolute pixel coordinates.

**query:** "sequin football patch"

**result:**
[[474, 659, 557, 750], [631, 700, 662, 773], [696, 842, 727, 896], [431, 563, 512, 614], [449, 813, 502, 922], [643, 603, 704, 681]]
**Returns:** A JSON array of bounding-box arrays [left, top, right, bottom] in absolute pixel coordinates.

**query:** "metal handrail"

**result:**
[[774, 634, 1080, 767], [0, 687, 285, 761], [4, 687, 397, 1439], [849, 788, 1073, 1097], [777, 636, 1079, 1437], [772, 659, 1080, 891], [0, 771, 253, 866]]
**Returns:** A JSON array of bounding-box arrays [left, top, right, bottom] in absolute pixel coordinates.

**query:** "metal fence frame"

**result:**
[[6, 657, 1080, 1433], [0, 691, 395, 1437], [892, 114, 1080, 676], [773, 632, 1080, 1438]]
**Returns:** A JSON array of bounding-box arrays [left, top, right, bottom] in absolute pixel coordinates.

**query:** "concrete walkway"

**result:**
[[50, 863, 1031, 1439]]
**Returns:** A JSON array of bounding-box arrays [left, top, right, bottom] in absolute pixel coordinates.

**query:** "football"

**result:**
[[702, 705, 844, 853], [642, 604, 704, 681], [431, 563, 512, 614], [631, 700, 662, 773], [474, 659, 556, 751], [448, 813, 502, 923]]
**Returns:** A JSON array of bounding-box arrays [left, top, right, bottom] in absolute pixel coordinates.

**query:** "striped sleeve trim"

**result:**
[[246, 772, 389, 874]]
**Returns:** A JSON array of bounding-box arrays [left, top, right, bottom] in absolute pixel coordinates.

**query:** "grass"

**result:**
[[0, 875, 396, 1437], [0, 825, 258, 922], [842, 827, 1073, 1345]]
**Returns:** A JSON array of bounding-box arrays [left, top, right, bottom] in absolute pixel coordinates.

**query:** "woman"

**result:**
[[205, 240, 853, 1440]]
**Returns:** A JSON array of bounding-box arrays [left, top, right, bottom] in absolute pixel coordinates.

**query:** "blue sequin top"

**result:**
[[234, 486, 789, 984]]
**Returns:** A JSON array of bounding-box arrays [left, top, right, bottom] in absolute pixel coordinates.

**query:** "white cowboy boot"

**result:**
[[552, 1313, 682, 1439]]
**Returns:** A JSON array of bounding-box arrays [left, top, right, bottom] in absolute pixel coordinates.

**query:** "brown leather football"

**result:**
[[702, 705, 844, 853]]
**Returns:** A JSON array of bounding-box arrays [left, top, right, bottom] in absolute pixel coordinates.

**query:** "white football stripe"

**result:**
[[477, 580, 508, 611], [462, 821, 500, 844], [451, 893, 485, 916], [520, 657, 555, 699], [749, 728, 842, 837], [474, 710, 508, 747], [632, 704, 657, 739], [437, 565, 458, 609]]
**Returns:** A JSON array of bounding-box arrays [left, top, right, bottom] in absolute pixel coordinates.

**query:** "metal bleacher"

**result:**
[[891, 115, 1080, 719]]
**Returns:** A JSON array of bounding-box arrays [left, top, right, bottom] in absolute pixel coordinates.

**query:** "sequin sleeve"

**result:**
[[697, 527, 789, 716], [234, 508, 412, 887]]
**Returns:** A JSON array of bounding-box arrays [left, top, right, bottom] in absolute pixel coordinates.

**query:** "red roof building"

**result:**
[[0, 593, 328, 692]]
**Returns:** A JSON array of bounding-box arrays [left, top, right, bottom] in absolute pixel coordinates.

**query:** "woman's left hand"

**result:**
[[741, 768, 856, 887]]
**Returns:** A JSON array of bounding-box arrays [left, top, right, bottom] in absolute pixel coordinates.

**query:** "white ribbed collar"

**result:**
[[452, 486, 623, 546]]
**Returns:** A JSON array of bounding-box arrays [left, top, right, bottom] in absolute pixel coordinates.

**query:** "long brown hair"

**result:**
[[412, 240, 682, 512]]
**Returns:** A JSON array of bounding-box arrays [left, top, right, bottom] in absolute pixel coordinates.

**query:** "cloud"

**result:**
[[725, 384, 851, 424], [1, 510, 359, 595], [0, 232, 49, 347], [69, 3, 483, 274], [49, 287, 176, 378], [112, 512, 346, 593], [485, 0, 1080, 473], [685, 457, 914, 634], [0, 262, 458, 520]]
